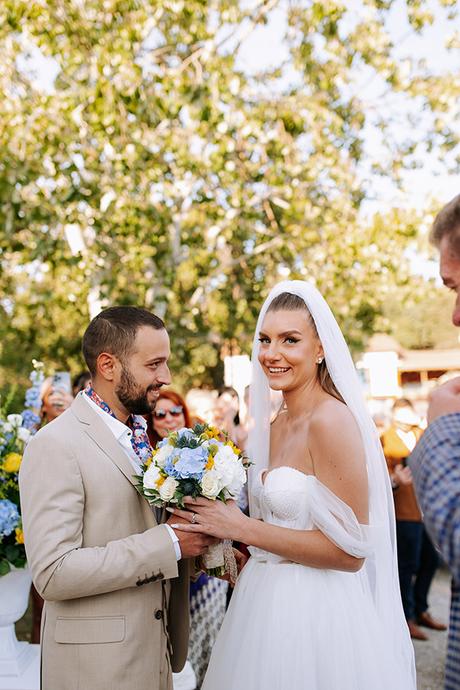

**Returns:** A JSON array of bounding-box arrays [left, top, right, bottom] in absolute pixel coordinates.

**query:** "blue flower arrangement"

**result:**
[[0, 361, 45, 575], [0, 499, 20, 538], [21, 361, 45, 431]]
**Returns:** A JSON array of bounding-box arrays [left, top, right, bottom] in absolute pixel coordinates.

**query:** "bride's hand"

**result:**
[[167, 497, 249, 542]]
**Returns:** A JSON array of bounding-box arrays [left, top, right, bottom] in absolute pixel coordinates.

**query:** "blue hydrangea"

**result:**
[[0, 500, 20, 537], [163, 453, 182, 479], [173, 446, 208, 479], [176, 428, 195, 442]]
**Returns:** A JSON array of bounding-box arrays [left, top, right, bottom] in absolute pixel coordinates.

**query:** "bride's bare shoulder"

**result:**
[[309, 397, 359, 438]]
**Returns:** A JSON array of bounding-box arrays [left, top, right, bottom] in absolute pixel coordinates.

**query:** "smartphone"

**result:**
[[52, 372, 72, 396]]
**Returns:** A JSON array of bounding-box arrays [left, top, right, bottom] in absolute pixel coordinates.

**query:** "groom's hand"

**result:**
[[166, 515, 217, 559]]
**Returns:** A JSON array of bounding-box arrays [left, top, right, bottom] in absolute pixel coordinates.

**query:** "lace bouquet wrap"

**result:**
[[137, 424, 248, 577]]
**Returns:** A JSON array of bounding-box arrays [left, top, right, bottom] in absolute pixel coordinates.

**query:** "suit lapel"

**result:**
[[70, 394, 156, 528]]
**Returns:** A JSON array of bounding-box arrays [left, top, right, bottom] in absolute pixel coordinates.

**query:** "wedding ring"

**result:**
[[191, 513, 198, 524]]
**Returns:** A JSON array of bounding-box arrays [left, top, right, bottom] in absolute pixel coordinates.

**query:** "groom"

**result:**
[[19, 306, 214, 690]]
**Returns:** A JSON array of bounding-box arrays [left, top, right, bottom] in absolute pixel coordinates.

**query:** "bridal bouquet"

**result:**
[[137, 423, 248, 577]]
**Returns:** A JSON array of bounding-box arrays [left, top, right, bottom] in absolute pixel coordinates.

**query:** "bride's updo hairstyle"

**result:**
[[267, 291, 345, 404]]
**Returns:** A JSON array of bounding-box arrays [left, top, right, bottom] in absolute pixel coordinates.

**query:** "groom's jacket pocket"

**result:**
[[54, 616, 125, 644]]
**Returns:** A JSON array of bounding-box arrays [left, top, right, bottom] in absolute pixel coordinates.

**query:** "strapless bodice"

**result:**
[[248, 466, 372, 563], [252, 466, 315, 529]]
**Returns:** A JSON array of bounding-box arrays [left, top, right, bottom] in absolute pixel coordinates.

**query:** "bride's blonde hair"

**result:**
[[267, 291, 345, 404]]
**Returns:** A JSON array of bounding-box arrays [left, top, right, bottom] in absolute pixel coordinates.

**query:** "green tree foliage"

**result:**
[[0, 0, 458, 391]]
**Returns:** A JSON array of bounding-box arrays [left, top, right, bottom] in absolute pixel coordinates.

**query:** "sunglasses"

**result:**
[[154, 405, 184, 419]]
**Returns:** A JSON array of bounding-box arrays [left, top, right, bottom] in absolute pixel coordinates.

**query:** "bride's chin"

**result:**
[[268, 379, 289, 391]]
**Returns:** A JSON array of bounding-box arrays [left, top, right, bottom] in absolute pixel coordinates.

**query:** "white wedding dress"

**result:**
[[202, 280, 415, 689], [202, 466, 412, 690]]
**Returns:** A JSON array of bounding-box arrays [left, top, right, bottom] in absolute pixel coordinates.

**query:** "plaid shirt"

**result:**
[[409, 413, 460, 690]]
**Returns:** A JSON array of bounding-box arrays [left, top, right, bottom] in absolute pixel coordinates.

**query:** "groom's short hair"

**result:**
[[82, 306, 165, 376], [431, 193, 460, 257]]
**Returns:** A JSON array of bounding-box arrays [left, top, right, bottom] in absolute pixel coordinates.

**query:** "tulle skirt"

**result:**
[[202, 557, 413, 690]]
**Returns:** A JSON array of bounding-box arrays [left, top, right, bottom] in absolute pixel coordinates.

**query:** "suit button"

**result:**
[[154, 609, 163, 620]]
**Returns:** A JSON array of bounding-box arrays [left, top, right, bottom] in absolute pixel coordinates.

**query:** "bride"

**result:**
[[171, 281, 416, 689]]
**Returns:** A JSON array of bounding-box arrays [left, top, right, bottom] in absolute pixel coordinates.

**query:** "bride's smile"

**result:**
[[258, 309, 323, 392]]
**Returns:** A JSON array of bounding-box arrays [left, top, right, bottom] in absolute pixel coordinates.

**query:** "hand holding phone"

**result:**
[[50, 373, 73, 410]]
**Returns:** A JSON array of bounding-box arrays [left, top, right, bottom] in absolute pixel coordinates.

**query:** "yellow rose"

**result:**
[[15, 528, 24, 544], [226, 440, 240, 455], [2, 452, 22, 473], [204, 426, 221, 440]]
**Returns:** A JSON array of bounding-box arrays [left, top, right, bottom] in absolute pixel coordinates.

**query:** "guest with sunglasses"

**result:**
[[145, 390, 229, 688], [146, 390, 191, 447]]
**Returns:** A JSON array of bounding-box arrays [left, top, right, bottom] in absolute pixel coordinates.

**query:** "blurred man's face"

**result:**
[[440, 235, 460, 327]]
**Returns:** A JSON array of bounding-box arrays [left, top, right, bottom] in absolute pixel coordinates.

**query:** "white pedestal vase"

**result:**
[[0, 567, 34, 676]]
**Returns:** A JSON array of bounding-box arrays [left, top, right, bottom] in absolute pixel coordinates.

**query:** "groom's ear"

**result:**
[[96, 352, 117, 381]]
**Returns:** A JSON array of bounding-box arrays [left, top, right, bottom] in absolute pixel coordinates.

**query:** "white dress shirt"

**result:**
[[83, 393, 181, 559], [395, 428, 418, 453]]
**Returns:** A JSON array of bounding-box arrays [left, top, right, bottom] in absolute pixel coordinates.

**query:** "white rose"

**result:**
[[154, 443, 174, 468], [2, 423, 13, 433], [225, 460, 247, 498], [201, 470, 222, 499], [213, 446, 238, 487], [159, 476, 179, 502], [143, 464, 162, 490], [17, 427, 31, 443], [7, 414, 23, 428]]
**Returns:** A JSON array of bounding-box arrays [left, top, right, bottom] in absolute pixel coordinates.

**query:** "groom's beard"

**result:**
[[116, 364, 159, 415]]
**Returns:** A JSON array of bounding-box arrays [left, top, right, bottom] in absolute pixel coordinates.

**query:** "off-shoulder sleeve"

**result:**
[[307, 477, 373, 559]]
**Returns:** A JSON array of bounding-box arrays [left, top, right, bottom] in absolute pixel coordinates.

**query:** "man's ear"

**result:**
[[96, 353, 117, 381]]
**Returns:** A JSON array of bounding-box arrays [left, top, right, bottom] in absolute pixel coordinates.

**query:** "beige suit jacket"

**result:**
[[19, 394, 190, 690]]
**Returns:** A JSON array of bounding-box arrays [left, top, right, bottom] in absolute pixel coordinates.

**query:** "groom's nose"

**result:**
[[156, 363, 172, 386]]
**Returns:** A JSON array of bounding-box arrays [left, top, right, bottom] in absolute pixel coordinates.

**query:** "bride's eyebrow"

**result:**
[[279, 330, 302, 337], [259, 329, 302, 338]]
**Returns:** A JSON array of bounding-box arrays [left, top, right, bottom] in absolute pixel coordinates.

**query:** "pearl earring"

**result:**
[[316, 356, 324, 364]]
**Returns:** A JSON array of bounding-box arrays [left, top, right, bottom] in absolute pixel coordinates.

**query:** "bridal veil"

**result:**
[[247, 280, 416, 687]]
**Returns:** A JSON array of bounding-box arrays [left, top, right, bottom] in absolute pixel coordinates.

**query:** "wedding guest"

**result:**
[[409, 193, 460, 690], [147, 389, 229, 689], [381, 399, 446, 640], [212, 387, 251, 606], [72, 370, 91, 396], [185, 388, 217, 425], [31, 375, 74, 643], [146, 389, 192, 448], [213, 387, 248, 451], [40, 376, 73, 425]]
